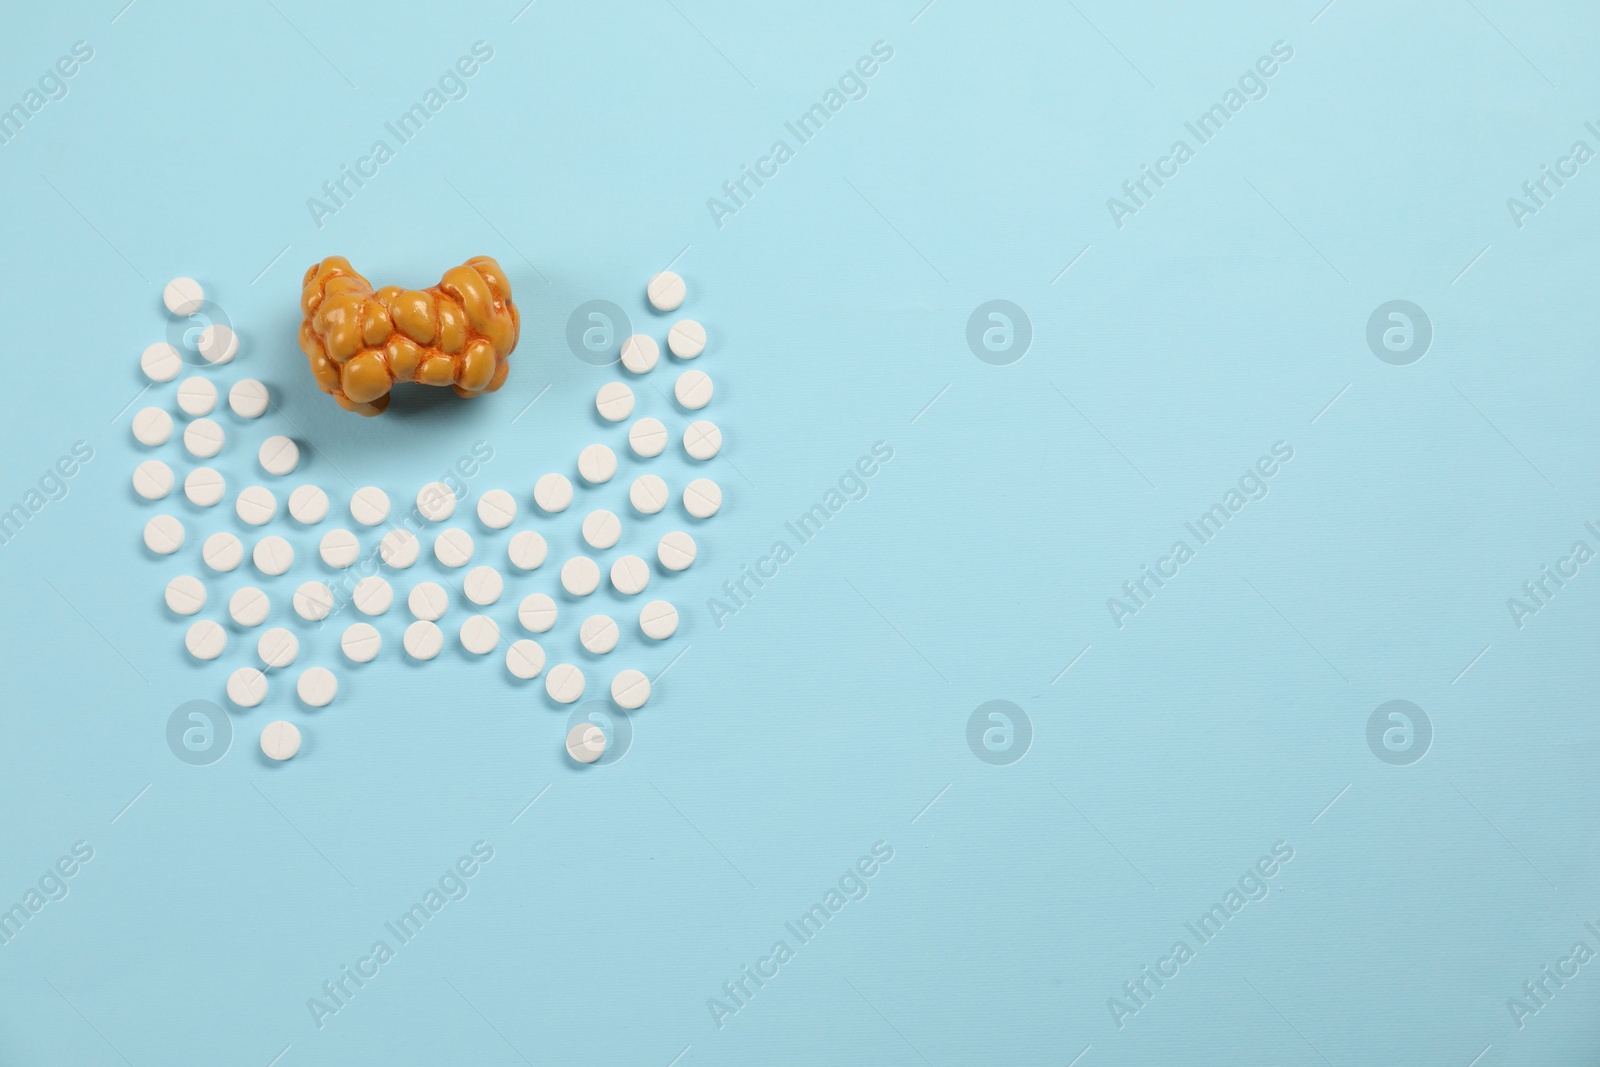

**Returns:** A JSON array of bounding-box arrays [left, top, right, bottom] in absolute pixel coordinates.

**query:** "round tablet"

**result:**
[[140, 342, 182, 383], [181, 467, 222, 507], [258, 435, 299, 475], [235, 485, 277, 526], [229, 586, 270, 627], [628, 417, 668, 458], [507, 530, 547, 570], [640, 600, 679, 640], [578, 444, 617, 485], [561, 556, 600, 596], [546, 663, 585, 704], [658, 531, 697, 571], [264, 621, 309, 663], [506, 639, 546, 680], [202, 532, 243, 572], [132, 407, 172, 446], [185, 619, 226, 660], [582, 509, 622, 550], [352, 576, 393, 615], [350, 486, 390, 526], [647, 270, 686, 311], [668, 319, 706, 359], [596, 381, 635, 422], [165, 575, 206, 615], [228, 379, 269, 418], [629, 475, 669, 515], [417, 481, 456, 521], [176, 376, 217, 416], [293, 581, 334, 621], [619, 333, 659, 374], [184, 418, 225, 459], [163, 276, 204, 316], [683, 420, 722, 460], [341, 623, 382, 663], [674, 369, 714, 410], [227, 667, 268, 708], [408, 581, 449, 621], [534, 473, 573, 512], [260, 720, 301, 761], [133, 460, 174, 501], [143, 514, 184, 555], [288, 484, 329, 524], [404, 620, 444, 660], [518, 593, 558, 633], [460, 614, 500, 655], [198, 323, 238, 365], [297, 666, 338, 708], [463, 565, 503, 606], [683, 478, 723, 518], [580, 615, 619, 655], [252, 535, 294, 576], [320, 529, 359, 568], [611, 668, 651, 710], [566, 723, 606, 763], [477, 489, 517, 529], [610, 555, 650, 595], [379, 529, 420, 568], [434, 528, 474, 568]]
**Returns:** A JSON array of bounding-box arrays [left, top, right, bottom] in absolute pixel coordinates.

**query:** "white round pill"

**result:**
[[228, 379, 269, 418], [416, 481, 456, 521], [566, 723, 606, 763], [578, 444, 616, 485], [184, 418, 225, 459], [165, 575, 206, 615], [507, 530, 547, 570], [658, 531, 697, 571], [628, 417, 668, 458], [259, 628, 299, 669], [236, 485, 277, 525], [668, 318, 706, 359], [288, 484, 329, 524], [647, 270, 686, 311], [293, 581, 334, 621], [253, 535, 294, 576], [434, 528, 474, 568], [629, 475, 669, 515], [403, 620, 444, 660], [518, 593, 558, 633], [477, 489, 517, 529], [132, 407, 172, 446], [408, 581, 449, 621], [341, 623, 382, 663], [619, 334, 659, 374], [683, 478, 723, 518], [198, 323, 238, 365], [611, 668, 651, 710], [320, 529, 359, 568], [561, 556, 600, 596], [350, 486, 390, 526], [202, 532, 243, 572], [352, 576, 393, 615], [610, 555, 650, 595], [506, 639, 546, 680], [229, 586, 270, 627], [228, 667, 268, 708], [379, 529, 420, 568], [260, 720, 301, 761], [582, 509, 622, 549], [183, 466, 225, 507], [674, 369, 714, 410], [133, 460, 174, 501], [640, 600, 679, 640], [258, 435, 299, 475], [140, 342, 182, 383], [297, 666, 338, 707], [596, 382, 635, 422], [534, 473, 573, 512], [546, 663, 585, 704], [163, 276, 204, 316], [144, 514, 185, 555], [176, 375, 217, 416], [185, 619, 226, 660], [580, 614, 619, 655], [463, 565, 503, 606], [683, 420, 722, 460], [460, 614, 500, 655]]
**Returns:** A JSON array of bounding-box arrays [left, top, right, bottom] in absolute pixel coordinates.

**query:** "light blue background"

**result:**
[[1, 0, 1597, 1063]]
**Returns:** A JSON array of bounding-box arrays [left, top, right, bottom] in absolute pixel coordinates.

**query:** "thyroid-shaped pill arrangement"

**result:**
[[134, 269, 719, 766]]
